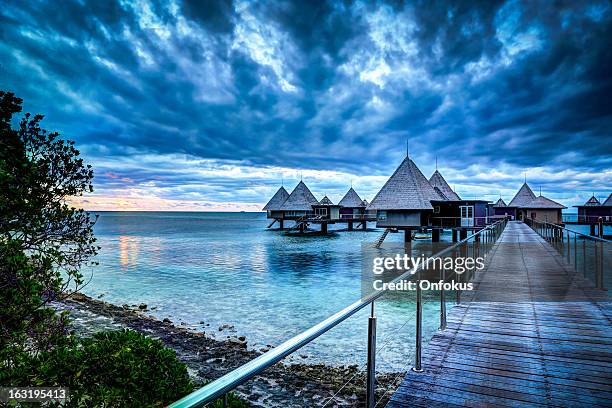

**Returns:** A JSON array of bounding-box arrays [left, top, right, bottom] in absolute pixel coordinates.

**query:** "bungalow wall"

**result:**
[[267, 210, 284, 219], [340, 207, 364, 219], [474, 202, 487, 227], [579, 206, 612, 222], [376, 210, 423, 227], [521, 209, 562, 224]]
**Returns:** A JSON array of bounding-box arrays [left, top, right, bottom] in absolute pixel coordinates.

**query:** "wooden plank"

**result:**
[[387, 221, 612, 408]]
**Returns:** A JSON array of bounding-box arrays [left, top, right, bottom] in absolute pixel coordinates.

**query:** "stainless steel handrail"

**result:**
[[529, 218, 610, 243], [170, 219, 508, 408]]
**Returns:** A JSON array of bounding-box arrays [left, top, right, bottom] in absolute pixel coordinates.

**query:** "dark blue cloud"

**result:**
[[0, 0, 610, 209]]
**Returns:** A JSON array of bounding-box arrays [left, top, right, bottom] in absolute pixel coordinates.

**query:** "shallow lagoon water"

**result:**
[[85, 212, 468, 371]]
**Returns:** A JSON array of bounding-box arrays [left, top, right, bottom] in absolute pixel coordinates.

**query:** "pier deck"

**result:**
[[387, 221, 612, 407]]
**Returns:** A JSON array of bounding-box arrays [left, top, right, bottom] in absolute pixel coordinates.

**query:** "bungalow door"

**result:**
[[460, 206, 474, 227]]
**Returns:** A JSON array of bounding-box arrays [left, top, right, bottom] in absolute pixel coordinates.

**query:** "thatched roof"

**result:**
[[280, 181, 319, 211], [583, 195, 601, 206], [338, 187, 365, 208], [508, 183, 536, 207], [493, 198, 507, 207], [319, 196, 334, 205], [602, 193, 612, 206], [523, 195, 566, 209], [429, 170, 461, 201], [368, 157, 444, 210], [262, 186, 289, 211]]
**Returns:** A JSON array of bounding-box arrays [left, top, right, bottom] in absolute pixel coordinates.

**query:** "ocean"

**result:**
[[83, 212, 463, 372], [82, 212, 610, 372]]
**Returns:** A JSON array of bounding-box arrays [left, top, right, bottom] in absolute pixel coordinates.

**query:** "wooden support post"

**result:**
[[590, 224, 596, 236], [405, 230, 412, 242], [598, 218, 604, 238], [452, 229, 458, 242], [432, 229, 440, 242], [348, 221, 353, 230], [321, 223, 328, 234], [279, 219, 284, 230], [460, 229, 468, 240], [362, 221, 367, 230], [474, 233, 480, 242], [299, 223, 305, 233]]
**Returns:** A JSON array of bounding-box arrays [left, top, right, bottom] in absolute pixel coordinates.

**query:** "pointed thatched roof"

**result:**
[[319, 196, 334, 205], [280, 181, 319, 211], [583, 195, 601, 206], [493, 198, 507, 207], [368, 157, 444, 210], [508, 183, 536, 207], [600, 193, 612, 206], [523, 195, 566, 209], [429, 170, 461, 201], [262, 186, 289, 211], [338, 187, 365, 208]]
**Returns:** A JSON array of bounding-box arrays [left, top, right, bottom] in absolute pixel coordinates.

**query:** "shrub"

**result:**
[[6, 330, 194, 408]]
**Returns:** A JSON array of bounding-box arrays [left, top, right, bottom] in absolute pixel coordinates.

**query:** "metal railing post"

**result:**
[[440, 264, 446, 330], [594, 241, 599, 287], [412, 279, 423, 373], [567, 231, 570, 263], [583, 239, 587, 277], [574, 234, 577, 271], [366, 303, 377, 408], [596, 241, 604, 290]]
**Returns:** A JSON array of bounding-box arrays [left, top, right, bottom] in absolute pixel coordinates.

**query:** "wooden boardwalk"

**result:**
[[387, 221, 612, 408]]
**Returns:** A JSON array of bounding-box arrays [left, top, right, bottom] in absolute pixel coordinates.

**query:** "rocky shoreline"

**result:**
[[63, 293, 402, 407]]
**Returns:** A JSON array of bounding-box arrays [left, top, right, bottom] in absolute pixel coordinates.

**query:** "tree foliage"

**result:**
[[0, 91, 98, 362]]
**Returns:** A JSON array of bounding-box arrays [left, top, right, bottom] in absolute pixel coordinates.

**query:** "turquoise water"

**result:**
[[85, 212, 459, 372]]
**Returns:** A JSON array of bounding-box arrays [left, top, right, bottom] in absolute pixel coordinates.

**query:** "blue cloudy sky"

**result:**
[[1, 0, 611, 211]]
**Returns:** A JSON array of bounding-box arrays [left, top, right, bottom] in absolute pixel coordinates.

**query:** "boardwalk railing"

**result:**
[[169, 218, 509, 408], [525, 218, 611, 290]]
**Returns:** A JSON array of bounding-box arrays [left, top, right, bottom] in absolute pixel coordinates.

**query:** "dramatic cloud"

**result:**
[[1, 0, 610, 210]]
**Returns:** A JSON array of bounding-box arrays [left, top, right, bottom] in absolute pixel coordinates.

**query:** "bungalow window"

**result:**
[[378, 211, 387, 221], [315, 208, 328, 216]]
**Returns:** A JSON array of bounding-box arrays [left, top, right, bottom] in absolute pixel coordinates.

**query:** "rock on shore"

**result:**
[[63, 293, 401, 407]]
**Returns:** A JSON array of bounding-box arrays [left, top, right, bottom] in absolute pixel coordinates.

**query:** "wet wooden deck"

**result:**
[[387, 221, 612, 408]]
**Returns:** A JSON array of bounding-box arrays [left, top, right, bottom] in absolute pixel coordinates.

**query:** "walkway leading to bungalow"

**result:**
[[387, 221, 612, 408]]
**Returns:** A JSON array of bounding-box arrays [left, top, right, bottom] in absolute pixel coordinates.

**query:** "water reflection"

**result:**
[[118, 235, 139, 271]]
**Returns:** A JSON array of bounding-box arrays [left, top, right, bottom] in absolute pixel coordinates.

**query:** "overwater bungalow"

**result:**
[[311, 196, 341, 231], [279, 181, 320, 222], [429, 170, 461, 201], [507, 182, 566, 223], [338, 187, 367, 219], [367, 155, 492, 242], [488, 198, 511, 218], [262, 186, 289, 228], [573, 193, 612, 226], [519, 195, 566, 224], [428, 170, 489, 229], [367, 155, 444, 241]]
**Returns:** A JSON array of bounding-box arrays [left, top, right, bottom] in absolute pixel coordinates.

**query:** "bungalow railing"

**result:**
[[562, 214, 612, 224], [339, 214, 377, 221], [525, 218, 610, 290], [169, 218, 509, 408], [430, 216, 491, 228]]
